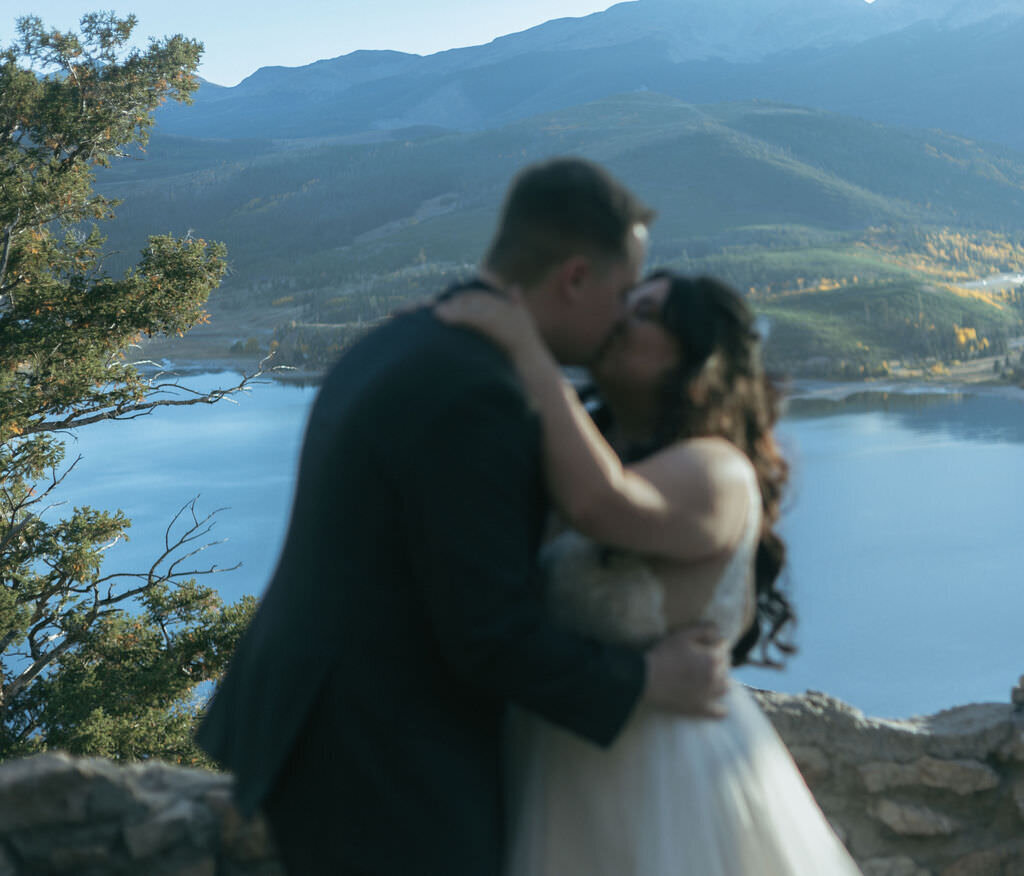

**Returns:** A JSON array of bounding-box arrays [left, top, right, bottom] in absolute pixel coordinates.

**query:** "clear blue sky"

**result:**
[[2, 1, 619, 86]]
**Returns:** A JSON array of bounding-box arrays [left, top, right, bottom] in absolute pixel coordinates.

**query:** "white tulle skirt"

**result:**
[[504, 682, 863, 876]]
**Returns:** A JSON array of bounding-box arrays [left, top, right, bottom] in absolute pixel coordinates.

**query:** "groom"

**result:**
[[196, 157, 730, 874]]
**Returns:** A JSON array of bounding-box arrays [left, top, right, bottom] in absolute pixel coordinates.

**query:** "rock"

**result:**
[[859, 757, 1001, 795], [214, 795, 277, 863], [50, 843, 119, 873], [914, 705, 1017, 761], [0, 753, 281, 875], [997, 726, 1024, 762], [862, 856, 932, 876], [870, 799, 961, 836], [123, 798, 203, 859], [827, 817, 848, 845], [788, 744, 832, 783], [1012, 675, 1024, 711], [940, 839, 1024, 875], [752, 691, 1015, 764], [995, 729, 1019, 762], [0, 752, 127, 831], [125, 760, 226, 799], [9, 822, 122, 869], [163, 857, 216, 876]]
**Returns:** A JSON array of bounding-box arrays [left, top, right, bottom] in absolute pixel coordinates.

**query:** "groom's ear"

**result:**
[[555, 255, 592, 303]]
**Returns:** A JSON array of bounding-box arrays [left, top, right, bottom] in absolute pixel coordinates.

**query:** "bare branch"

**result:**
[[0, 211, 19, 303], [1, 491, 239, 702], [0, 630, 22, 655], [0, 454, 81, 563], [89, 498, 239, 606], [21, 355, 292, 436], [7, 635, 78, 702], [93, 559, 241, 608], [157, 616, 171, 649], [0, 517, 33, 557], [48, 453, 82, 489]]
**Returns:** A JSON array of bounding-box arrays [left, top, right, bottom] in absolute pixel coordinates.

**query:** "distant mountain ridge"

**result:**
[[158, 0, 1024, 149], [469, 0, 1018, 64]]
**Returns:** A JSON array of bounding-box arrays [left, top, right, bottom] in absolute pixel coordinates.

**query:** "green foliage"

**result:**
[[13, 582, 256, 765], [0, 12, 222, 440], [0, 13, 255, 763]]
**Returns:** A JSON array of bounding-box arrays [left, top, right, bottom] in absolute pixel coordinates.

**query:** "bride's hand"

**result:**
[[434, 288, 543, 362]]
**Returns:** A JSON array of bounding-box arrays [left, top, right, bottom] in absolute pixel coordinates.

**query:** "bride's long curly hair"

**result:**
[[625, 271, 795, 667]]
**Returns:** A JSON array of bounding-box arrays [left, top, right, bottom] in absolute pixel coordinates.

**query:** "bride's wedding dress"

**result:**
[[505, 483, 863, 875]]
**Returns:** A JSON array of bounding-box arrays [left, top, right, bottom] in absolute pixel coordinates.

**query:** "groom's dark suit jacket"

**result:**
[[196, 299, 645, 875]]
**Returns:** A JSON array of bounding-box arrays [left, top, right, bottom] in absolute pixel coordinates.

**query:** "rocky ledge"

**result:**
[[751, 681, 1024, 876], [1, 680, 1021, 876]]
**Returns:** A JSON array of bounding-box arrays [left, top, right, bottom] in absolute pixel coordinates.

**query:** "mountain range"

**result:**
[[155, 0, 1024, 150], [95, 0, 1024, 373]]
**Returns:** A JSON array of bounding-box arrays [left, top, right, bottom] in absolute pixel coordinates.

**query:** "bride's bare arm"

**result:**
[[435, 292, 756, 562]]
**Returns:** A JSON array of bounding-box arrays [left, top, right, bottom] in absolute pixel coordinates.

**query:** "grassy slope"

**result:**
[[98, 94, 1024, 373]]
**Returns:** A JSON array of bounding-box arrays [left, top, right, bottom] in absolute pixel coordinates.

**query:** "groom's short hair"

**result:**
[[483, 157, 655, 286]]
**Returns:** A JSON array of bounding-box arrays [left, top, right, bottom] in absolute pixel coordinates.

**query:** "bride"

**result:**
[[436, 271, 862, 875]]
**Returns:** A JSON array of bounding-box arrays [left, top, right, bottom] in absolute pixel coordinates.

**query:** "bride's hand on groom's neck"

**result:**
[[434, 287, 544, 363]]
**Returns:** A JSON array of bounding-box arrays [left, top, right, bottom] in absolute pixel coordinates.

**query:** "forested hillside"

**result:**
[[99, 93, 1024, 374]]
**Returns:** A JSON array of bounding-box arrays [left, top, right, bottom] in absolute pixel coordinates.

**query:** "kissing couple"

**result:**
[[197, 158, 863, 875]]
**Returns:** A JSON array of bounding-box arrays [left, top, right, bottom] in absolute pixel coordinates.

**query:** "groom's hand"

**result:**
[[642, 623, 730, 719]]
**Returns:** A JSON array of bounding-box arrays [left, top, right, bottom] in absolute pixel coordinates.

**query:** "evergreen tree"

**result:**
[[0, 13, 259, 763]]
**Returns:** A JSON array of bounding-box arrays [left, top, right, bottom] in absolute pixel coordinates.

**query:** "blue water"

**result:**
[[737, 391, 1024, 717], [50, 372, 315, 605], [46, 374, 1024, 719]]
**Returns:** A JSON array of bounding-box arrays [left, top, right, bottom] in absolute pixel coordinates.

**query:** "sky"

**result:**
[[2, 0, 621, 87]]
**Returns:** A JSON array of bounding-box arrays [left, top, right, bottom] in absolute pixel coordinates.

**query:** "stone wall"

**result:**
[[1, 680, 1021, 876], [0, 752, 279, 876], [752, 680, 1024, 876]]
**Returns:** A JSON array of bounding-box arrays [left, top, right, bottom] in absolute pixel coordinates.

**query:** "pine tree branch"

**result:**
[[2, 495, 239, 709], [20, 355, 288, 436], [0, 212, 19, 307]]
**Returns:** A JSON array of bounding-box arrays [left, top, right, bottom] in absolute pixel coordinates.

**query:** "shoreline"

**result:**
[[130, 352, 1024, 404], [129, 329, 1024, 401], [786, 377, 1024, 402]]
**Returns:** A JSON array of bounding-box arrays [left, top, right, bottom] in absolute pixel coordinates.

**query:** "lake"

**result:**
[[47, 371, 1024, 720]]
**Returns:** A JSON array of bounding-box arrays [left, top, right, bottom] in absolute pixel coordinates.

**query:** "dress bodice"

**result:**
[[540, 479, 762, 649]]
